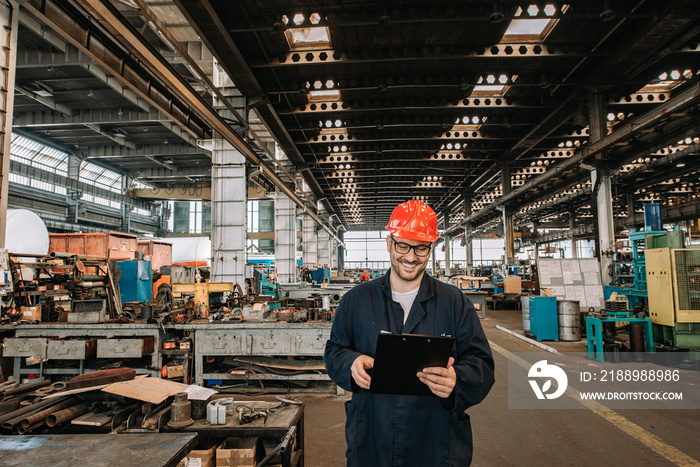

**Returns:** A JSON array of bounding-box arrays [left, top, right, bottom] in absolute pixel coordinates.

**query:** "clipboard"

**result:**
[[369, 333, 455, 397]]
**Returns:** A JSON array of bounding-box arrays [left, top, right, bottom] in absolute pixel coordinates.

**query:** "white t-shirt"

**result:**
[[391, 286, 420, 324]]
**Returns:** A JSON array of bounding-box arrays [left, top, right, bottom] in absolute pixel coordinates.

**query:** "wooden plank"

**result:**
[[206, 282, 234, 293], [71, 410, 116, 426], [101, 378, 188, 404], [42, 385, 109, 399]]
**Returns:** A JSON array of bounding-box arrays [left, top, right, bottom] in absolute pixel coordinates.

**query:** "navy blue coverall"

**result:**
[[325, 271, 495, 466]]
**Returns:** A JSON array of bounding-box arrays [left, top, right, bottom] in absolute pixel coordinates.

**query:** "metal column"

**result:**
[[569, 209, 577, 258], [501, 164, 515, 264], [121, 176, 132, 232], [302, 214, 318, 267], [443, 213, 451, 276], [589, 91, 615, 285], [274, 191, 297, 284], [210, 139, 246, 287], [66, 155, 81, 223], [463, 192, 473, 267], [0, 1, 18, 248]]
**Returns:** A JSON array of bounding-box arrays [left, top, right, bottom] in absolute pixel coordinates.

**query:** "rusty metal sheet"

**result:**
[[0, 433, 197, 467]]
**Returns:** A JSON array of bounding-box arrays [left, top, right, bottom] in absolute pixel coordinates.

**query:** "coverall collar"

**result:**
[[381, 270, 437, 333]]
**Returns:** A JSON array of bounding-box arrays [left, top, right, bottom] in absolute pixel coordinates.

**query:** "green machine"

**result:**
[[645, 230, 700, 350]]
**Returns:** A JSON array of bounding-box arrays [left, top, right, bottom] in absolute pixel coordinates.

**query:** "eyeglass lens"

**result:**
[[392, 237, 431, 256]]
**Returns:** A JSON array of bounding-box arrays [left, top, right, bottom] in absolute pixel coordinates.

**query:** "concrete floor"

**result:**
[[296, 308, 700, 466]]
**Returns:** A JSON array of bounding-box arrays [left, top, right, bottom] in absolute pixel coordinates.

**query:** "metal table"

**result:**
[[2, 323, 165, 380], [0, 433, 197, 467], [171, 396, 304, 467], [462, 291, 489, 319], [171, 321, 331, 385]]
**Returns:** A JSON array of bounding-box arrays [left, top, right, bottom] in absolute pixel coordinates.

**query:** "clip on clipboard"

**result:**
[[369, 333, 455, 397]]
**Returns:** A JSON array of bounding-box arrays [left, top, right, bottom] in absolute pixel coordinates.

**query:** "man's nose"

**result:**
[[404, 247, 418, 260]]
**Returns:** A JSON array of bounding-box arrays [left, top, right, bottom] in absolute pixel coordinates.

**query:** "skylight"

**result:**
[[503, 4, 558, 41], [286, 26, 331, 50], [309, 89, 340, 101]]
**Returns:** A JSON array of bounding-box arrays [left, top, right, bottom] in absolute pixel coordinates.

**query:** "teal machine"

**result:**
[[249, 268, 281, 309], [116, 260, 152, 303]]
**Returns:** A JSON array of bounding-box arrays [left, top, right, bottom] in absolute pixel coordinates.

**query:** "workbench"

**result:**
[[171, 322, 331, 385], [0, 433, 197, 467], [3, 323, 163, 381], [462, 291, 488, 319], [1, 321, 332, 389], [170, 396, 305, 467]]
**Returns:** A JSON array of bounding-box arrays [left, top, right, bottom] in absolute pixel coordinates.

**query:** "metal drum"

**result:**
[[521, 295, 531, 332], [557, 300, 581, 341]]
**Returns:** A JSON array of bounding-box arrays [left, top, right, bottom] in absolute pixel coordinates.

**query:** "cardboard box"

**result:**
[[166, 361, 184, 379], [179, 442, 217, 467], [21, 305, 41, 322], [503, 276, 522, 294], [216, 438, 257, 467]]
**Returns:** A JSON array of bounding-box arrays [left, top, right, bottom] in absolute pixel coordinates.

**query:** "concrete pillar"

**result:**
[[0, 1, 18, 249], [66, 155, 81, 223], [501, 164, 515, 264], [317, 228, 331, 268], [336, 230, 344, 270], [210, 139, 246, 287], [590, 91, 615, 285], [442, 213, 451, 276], [274, 191, 296, 284], [302, 214, 318, 267], [569, 209, 577, 258], [463, 192, 473, 268], [121, 175, 132, 232]]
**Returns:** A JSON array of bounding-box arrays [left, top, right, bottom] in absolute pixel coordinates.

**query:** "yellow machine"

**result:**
[[645, 247, 700, 347]]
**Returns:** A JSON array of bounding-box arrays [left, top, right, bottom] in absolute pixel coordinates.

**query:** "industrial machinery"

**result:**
[[116, 260, 153, 304], [646, 247, 700, 348]]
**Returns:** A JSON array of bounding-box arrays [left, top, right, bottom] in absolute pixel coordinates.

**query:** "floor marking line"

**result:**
[[490, 341, 700, 467]]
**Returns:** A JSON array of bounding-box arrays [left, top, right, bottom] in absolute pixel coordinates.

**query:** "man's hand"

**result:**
[[417, 357, 456, 398], [351, 354, 374, 390]]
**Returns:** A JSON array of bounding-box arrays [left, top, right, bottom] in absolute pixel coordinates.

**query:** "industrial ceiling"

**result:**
[[10, 0, 700, 240]]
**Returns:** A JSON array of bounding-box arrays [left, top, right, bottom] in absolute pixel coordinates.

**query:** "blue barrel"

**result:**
[[644, 203, 663, 231]]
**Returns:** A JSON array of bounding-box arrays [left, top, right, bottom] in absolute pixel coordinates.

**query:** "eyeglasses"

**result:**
[[390, 235, 432, 257]]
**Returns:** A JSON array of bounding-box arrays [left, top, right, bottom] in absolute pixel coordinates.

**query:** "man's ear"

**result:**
[[386, 235, 392, 253]]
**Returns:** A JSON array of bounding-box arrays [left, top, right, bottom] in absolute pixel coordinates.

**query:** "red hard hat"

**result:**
[[386, 200, 439, 242]]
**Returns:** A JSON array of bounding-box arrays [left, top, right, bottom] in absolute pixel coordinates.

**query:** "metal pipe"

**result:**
[[76, 281, 105, 287], [0, 396, 70, 428], [1, 379, 52, 398], [49, 251, 107, 261], [20, 396, 81, 428], [17, 420, 45, 434], [0, 394, 29, 416], [256, 425, 297, 467], [46, 402, 91, 427]]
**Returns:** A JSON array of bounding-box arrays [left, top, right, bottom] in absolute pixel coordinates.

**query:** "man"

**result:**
[[325, 200, 495, 466]]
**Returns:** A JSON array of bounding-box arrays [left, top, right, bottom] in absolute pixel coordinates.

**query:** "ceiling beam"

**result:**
[[18, 11, 66, 52], [13, 108, 169, 127], [129, 165, 211, 179], [14, 85, 73, 116], [253, 44, 588, 69], [81, 143, 207, 159]]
